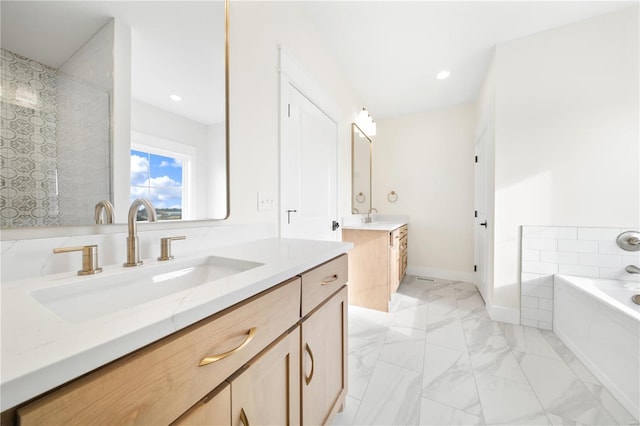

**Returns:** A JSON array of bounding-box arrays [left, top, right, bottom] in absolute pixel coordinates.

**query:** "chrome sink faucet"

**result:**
[[124, 198, 157, 267]]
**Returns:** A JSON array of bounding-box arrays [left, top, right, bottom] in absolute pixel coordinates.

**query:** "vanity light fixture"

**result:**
[[169, 94, 183, 102], [436, 70, 450, 80], [356, 107, 376, 137]]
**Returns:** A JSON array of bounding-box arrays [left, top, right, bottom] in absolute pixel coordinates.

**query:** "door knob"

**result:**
[[480, 221, 487, 228]]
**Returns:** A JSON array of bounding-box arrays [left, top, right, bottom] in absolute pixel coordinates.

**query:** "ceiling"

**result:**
[[1, 1, 635, 123], [300, 1, 636, 119], [1, 1, 225, 125]]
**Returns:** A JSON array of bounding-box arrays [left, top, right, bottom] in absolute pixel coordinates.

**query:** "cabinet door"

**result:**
[[301, 287, 348, 426], [230, 328, 300, 426], [172, 382, 231, 426]]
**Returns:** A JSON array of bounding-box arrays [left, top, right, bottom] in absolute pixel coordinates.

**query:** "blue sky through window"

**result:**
[[130, 150, 183, 218]]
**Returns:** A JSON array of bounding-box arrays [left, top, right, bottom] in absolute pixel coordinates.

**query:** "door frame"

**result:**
[[278, 45, 341, 239]]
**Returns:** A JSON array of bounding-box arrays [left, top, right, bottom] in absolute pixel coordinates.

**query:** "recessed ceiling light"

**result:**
[[169, 94, 182, 102], [436, 70, 450, 80]]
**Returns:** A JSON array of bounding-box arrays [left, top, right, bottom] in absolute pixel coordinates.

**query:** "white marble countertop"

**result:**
[[342, 221, 408, 231], [0, 238, 351, 411]]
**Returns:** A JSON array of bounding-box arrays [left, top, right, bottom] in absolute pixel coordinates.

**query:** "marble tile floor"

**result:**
[[332, 276, 637, 426]]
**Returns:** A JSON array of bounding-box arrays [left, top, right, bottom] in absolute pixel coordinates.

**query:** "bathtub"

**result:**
[[554, 275, 640, 420]]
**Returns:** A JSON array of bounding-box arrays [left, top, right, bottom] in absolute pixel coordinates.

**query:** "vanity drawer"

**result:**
[[301, 254, 348, 317], [18, 278, 301, 426]]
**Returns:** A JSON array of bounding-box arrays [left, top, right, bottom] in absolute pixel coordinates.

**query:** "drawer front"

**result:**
[[301, 254, 348, 317], [400, 234, 408, 254], [18, 279, 301, 426]]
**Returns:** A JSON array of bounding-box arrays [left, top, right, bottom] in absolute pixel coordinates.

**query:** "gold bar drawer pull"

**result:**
[[198, 327, 257, 367], [321, 274, 338, 286]]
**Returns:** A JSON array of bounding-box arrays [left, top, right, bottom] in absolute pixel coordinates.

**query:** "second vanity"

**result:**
[[342, 221, 408, 312], [1, 238, 351, 425]]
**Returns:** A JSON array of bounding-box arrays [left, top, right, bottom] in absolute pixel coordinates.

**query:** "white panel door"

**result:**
[[474, 121, 491, 304], [280, 83, 338, 241]]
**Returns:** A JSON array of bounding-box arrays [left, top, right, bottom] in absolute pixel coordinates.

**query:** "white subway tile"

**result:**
[[538, 321, 553, 330], [557, 240, 599, 254], [540, 227, 577, 240], [600, 267, 640, 282], [522, 226, 544, 237], [521, 307, 552, 323], [521, 273, 540, 285], [622, 254, 640, 265], [540, 251, 579, 265], [520, 318, 539, 328], [522, 249, 540, 262], [598, 241, 629, 255], [577, 227, 621, 241], [522, 283, 553, 299], [558, 264, 599, 278], [522, 261, 558, 275], [521, 295, 539, 309], [522, 238, 557, 251], [538, 298, 553, 311], [580, 253, 622, 268]]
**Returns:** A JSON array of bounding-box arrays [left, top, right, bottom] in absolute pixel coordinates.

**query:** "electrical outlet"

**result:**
[[257, 192, 276, 211]]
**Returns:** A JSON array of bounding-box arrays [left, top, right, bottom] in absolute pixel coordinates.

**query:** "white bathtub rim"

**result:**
[[555, 274, 640, 322]]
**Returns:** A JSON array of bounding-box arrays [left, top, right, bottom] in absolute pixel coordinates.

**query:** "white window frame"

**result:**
[[130, 131, 195, 220]]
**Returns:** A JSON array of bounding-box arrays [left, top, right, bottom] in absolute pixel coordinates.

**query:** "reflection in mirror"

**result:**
[[0, 1, 228, 228], [351, 123, 372, 215]]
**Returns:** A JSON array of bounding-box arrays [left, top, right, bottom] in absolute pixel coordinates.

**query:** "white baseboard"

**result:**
[[406, 266, 475, 284], [487, 304, 520, 324]]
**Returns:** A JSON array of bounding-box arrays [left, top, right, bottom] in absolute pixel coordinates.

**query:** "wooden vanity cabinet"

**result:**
[[343, 224, 408, 312], [301, 286, 348, 426], [12, 255, 349, 426], [17, 278, 301, 426], [390, 225, 409, 294], [229, 327, 301, 426], [172, 382, 231, 426]]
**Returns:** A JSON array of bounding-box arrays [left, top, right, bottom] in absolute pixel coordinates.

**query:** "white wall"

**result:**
[[228, 2, 363, 225], [131, 100, 221, 220], [374, 104, 476, 282], [490, 7, 639, 312]]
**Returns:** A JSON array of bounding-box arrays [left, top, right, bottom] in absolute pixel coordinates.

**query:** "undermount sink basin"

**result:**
[[30, 256, 263, 323]]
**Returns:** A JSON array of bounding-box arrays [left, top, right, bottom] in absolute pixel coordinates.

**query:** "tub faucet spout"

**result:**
[[124, 198, 157, 267], [625, 265, 640, 274]]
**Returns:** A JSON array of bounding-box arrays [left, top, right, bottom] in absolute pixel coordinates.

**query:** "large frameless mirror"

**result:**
[[0, 0, 229, 228], [351, 123, 372, 215]]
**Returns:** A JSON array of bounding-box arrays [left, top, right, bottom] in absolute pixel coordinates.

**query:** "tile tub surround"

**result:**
[[332, 276, 636, 426], [0, 237, 352, 411], [520, 226, 640, 329]]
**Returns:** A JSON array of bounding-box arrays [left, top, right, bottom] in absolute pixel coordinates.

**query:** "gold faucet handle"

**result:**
[[53, 245, 103, 275], [158, 236, 186, 261]]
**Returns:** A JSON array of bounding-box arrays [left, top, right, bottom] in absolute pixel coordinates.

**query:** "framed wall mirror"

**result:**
[[0, 0, 229, 229], [351, 123, 372, 215]]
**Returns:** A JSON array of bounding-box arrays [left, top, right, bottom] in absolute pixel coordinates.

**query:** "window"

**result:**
[[130, 149, 185, 220], [130, 132, 195, 221]]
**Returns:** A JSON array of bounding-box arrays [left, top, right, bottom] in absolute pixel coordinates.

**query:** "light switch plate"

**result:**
[[257, 192, 276, 211]]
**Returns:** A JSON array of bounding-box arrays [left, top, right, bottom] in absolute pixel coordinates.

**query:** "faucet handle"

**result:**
[[158, 236, 186, 261], [53, 245, 103, 275]]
